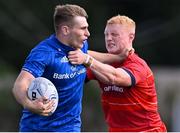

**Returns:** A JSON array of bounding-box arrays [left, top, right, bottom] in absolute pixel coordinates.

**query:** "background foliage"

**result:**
[[1, 0, 180, 131]]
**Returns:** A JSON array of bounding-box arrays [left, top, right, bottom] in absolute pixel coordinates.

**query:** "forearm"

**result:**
[[68, 50, 117, 83], [12, 71, 35, 109], [12, 82, 31, 108], [68, 50, 131, 86], [90, 58, 117, 84], [88, 50, 122, 64]]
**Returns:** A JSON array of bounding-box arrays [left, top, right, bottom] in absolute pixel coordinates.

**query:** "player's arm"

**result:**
[[12, 70, 54, 116], [12, 70, 34, 108], [88, 48, 133, 64], [88, 58, 131, 86], [68, 50, 132, 86], [68, 48, 132, 66]]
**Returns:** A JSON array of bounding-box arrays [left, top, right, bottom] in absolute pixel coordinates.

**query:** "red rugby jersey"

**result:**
[[87, 53, 166, 132]]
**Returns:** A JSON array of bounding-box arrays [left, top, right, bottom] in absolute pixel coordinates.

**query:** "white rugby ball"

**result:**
[[27, 77, 58, 115]]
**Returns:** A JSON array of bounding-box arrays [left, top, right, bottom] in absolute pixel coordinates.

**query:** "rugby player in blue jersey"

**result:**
[[12, 4, 125, 132]]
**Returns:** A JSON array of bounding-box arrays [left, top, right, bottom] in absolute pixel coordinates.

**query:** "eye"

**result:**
[[111, 33, 119, 37], [81, 26, 88, 30]]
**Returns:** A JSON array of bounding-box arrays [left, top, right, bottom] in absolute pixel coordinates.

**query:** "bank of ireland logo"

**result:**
[[60, 56, 69, 63], [71, 66, 77, 71]]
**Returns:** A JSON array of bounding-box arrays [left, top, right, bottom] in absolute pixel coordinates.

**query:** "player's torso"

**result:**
[[44, 49, 86, 88], [99, 54, 163, 131], [41, 36, 87, 111], [43, 50, 86, 103], [20, 35, 87, 131]]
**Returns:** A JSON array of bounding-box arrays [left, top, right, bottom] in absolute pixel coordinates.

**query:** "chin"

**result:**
[[78, 45, 83, 49], [73, 44, 83, 49], [108, 50, 118, 54]]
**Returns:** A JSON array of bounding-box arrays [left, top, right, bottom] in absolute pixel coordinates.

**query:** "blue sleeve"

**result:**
[[22, 49, 51, 78]]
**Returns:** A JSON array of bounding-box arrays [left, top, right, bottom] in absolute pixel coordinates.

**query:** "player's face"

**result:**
[[68, 16, 90, 49], [104, 24, 131, 54]]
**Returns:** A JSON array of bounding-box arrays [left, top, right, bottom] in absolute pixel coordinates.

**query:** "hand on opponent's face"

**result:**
[[118, 47, 135, 61]]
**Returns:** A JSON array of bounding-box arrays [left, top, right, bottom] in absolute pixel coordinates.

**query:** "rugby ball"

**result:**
[[27, 77, 58, 115]]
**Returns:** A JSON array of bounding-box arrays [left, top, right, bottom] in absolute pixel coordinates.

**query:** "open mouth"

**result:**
[[107, 43, 116, 48]]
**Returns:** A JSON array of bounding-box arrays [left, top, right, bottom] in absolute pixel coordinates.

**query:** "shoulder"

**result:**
[[25, 36, 57, 63], [32, 39, 54, 53], [125, 53, 149, 68], [123, 53, 153, 81], [32, 34, 61, 52]]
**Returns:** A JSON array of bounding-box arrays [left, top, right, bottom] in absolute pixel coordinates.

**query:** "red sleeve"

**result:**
[[122, 56, 153, 86]]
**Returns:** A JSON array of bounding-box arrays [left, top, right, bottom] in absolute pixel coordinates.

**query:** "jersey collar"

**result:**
[[48, 34, 75, 53]]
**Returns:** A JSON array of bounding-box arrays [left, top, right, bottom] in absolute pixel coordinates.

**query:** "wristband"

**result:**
[[84, 56, 93, 67], [85, 55, 90, 64]]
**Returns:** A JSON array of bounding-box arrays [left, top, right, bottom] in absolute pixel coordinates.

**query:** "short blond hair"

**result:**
[[107, 15, 136, 33]]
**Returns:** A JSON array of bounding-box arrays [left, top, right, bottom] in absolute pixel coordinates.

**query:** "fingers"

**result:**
[[68, 49, 86, 65], [68, 54, 78, 64], [129, 48, 135, 55], [40, 100, 55, 116], [68, 51, 79, 63], [44, 100, 55, 110], [68, 50, 77, 56], [68, 49, 82, 56], [32, 98, 55, 116], [124, 47, 135, 56]]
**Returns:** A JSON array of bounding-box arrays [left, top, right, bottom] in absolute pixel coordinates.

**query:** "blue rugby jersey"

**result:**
[[20, 34, 88, 132]]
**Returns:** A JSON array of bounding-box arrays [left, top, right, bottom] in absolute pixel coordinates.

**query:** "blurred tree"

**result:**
[[1, 0, 180, 67], [1, 0, 180, 131]]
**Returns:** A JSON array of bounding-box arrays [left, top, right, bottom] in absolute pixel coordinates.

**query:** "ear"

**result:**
[[129, 33, 135, 42], [61, 25, 70, 35]]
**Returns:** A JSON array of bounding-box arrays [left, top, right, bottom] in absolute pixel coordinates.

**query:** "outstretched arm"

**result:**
[[88, 48, 133, 64], [90, 58, 131, 86], [68, 50, 132, 86]]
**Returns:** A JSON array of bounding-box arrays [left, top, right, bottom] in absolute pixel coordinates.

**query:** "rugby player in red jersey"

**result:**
[[68, 15, 167, 132]]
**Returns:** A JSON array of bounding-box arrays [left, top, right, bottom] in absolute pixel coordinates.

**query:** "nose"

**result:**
[[85, 29, 90, 37], [105, 34, 112, 41]]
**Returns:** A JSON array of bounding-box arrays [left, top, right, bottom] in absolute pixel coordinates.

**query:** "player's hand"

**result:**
[[25, 97, 55, 116], [118, 47, 135, 62], [68, 49, 87, 65]]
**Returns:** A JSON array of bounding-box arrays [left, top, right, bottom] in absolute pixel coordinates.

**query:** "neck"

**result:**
[[56, 33, 70, 47]]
